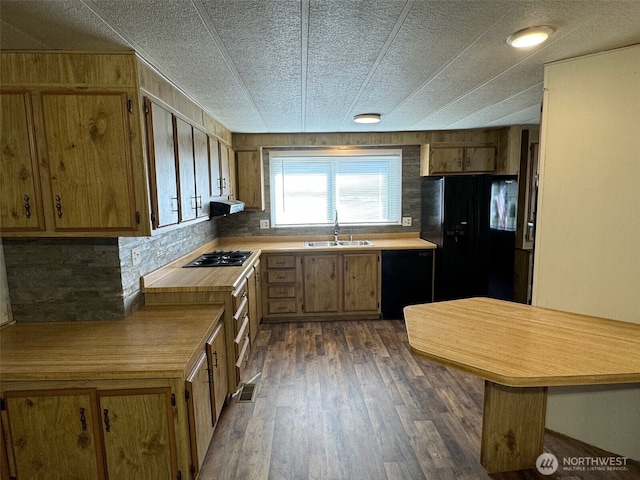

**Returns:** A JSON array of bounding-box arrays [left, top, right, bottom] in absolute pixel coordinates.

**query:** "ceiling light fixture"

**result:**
[[506, 25, 554, 48], [354, 113, 381, 124]]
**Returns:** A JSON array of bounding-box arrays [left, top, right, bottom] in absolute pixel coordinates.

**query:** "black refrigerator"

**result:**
[[420, 174, 518, 302]]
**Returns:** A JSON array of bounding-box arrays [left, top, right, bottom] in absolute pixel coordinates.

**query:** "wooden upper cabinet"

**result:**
[[145, 98, 179, 228], [219, 144, 236, 199], [343, 253, 379, 312], [41, 92, 138, 232], [208, 136, 222, 197], [175, 117, 196, 223], [236, 150, 264, 210], [0, 91, 45, 232], [98, 388, 176, 480], [465, 146, 496, 172], [193, 128, 211, 218], [4, 389, 106, 480], [421, 144, 496, 175]]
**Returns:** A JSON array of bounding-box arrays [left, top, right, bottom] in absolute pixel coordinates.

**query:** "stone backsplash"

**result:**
[[217, 145, 422, 237], [3, 219, 217, 322]]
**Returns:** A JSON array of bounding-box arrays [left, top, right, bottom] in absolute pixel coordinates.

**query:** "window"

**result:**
[[269, 149, 402, 227]]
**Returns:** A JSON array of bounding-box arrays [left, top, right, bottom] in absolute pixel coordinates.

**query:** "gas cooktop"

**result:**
[[183, 251, 252, 268]]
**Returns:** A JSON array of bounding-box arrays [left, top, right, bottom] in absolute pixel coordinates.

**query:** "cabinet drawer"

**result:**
[[267, 255, 296, 269], [267, 270, 296, 283], [267, 285, 296, 298], [235, 334, 250, 381], [267, 300, 297, 314], [232, 278, 248, 311], [233, 296, 249, 335], [234, 312, 250, 355]]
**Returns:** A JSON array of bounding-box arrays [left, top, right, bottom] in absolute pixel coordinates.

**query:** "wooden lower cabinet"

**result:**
[[207, 323, 228, 423], [2, 387, 177, 480], [3, 389, 105, 480], [343, 253, 380, 312], [303, 254, 340, 313], [98, 388, 176, 480], [186, 353, 215, 478], [262, 252, 381, 321]]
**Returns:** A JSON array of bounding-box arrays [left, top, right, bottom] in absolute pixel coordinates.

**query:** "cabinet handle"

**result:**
[[171, 196, 179, 213], [213, 350, 219, 368], [55, 195, 63, 218], [103, 408, 111, 432], [23, 195, 31, 218], [79, 407, 87, 431]]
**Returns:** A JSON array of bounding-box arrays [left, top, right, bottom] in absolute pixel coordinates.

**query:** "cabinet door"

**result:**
[[246, 265, 259, 344], [175, 117, 196, 222], [303, 255, 339, 313], [206, 322, 228, 423], [343, 254, 380, 312], [236, 150, 264, 210], [186, 352, 214, 477], [0, 91, 44, 232], [41, 92, 137, 231], [145, 98, 179, 228], [99, 388, 176, 480], [219, 143, 231, 198], [208, 136, 222, 197], [193, 128, 210, 218], [429, 147, 464, 174], [4, 389, 105, 480], [465, 146, 496, 172]]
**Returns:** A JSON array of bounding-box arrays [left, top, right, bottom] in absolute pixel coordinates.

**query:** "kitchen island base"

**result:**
[[480, 381, 547, 473]]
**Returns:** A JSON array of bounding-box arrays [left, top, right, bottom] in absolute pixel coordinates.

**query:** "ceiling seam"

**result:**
[[191, 0, 268, 131], [382, 4, 519, 126], [301, 0, 310, 132], [78, 0, 228, 127], [410, 2, 613, 129], [444, 83, 543, 129], [337, 0, 416, 130], [0, 20, 51, 49]]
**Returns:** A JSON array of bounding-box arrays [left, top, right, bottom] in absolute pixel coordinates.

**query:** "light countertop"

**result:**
[[142, 233, 436, 292]]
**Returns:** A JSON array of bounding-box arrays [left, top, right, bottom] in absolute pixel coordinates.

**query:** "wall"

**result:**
[[533, 45, 640, 460], [3, 219, 217, 322], [218, 145, 421, 238], [223, 129, 503, 237]]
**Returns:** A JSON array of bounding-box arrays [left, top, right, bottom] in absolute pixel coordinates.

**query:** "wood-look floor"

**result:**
[[200, 320, 640, 480]]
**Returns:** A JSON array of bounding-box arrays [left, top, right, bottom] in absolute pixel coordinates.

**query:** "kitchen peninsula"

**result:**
[[0, 305, 226, 479], [404, 298, 640, 474]]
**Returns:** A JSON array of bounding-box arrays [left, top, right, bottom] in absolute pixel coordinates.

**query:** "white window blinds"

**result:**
[[269, 149, 402, 227]]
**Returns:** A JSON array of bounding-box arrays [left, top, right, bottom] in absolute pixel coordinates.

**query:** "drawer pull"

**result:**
[[103, 409, 111, 432], [79, 407, 87, 431]]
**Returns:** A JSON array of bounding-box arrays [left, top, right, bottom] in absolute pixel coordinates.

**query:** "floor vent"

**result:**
[[238, 383, 256, 402]]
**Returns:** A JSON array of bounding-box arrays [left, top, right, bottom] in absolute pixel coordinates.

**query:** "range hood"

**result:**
[[209, 199, 245, 218]]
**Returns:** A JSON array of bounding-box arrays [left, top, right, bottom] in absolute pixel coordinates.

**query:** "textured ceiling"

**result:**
[[2, 0, 639, 133]]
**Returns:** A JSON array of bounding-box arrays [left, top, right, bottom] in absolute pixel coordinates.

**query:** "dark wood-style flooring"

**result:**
[[200, 320, 640, 480]]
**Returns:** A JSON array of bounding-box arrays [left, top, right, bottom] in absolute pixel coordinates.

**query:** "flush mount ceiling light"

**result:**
[[506, 25, 554, 48], [354, 113, 381, 124]]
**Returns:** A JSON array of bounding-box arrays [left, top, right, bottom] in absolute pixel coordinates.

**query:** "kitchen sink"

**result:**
[[337, 240, 374, 246], [304, 240, 374, 247]]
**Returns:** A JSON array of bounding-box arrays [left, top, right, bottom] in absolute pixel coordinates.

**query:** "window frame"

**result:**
[[268, 148, 403, 228]]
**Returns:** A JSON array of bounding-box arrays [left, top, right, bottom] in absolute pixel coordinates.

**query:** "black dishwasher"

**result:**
[[381, 249, 434, 320]]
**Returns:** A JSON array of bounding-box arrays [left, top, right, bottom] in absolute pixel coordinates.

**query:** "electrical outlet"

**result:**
[[131, 246, 142, 266], [260, 219, 270, 229], [402, 216, 412, 227]]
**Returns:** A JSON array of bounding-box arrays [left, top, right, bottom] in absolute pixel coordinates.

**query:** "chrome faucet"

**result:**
[[334, 210, 339, 243]]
